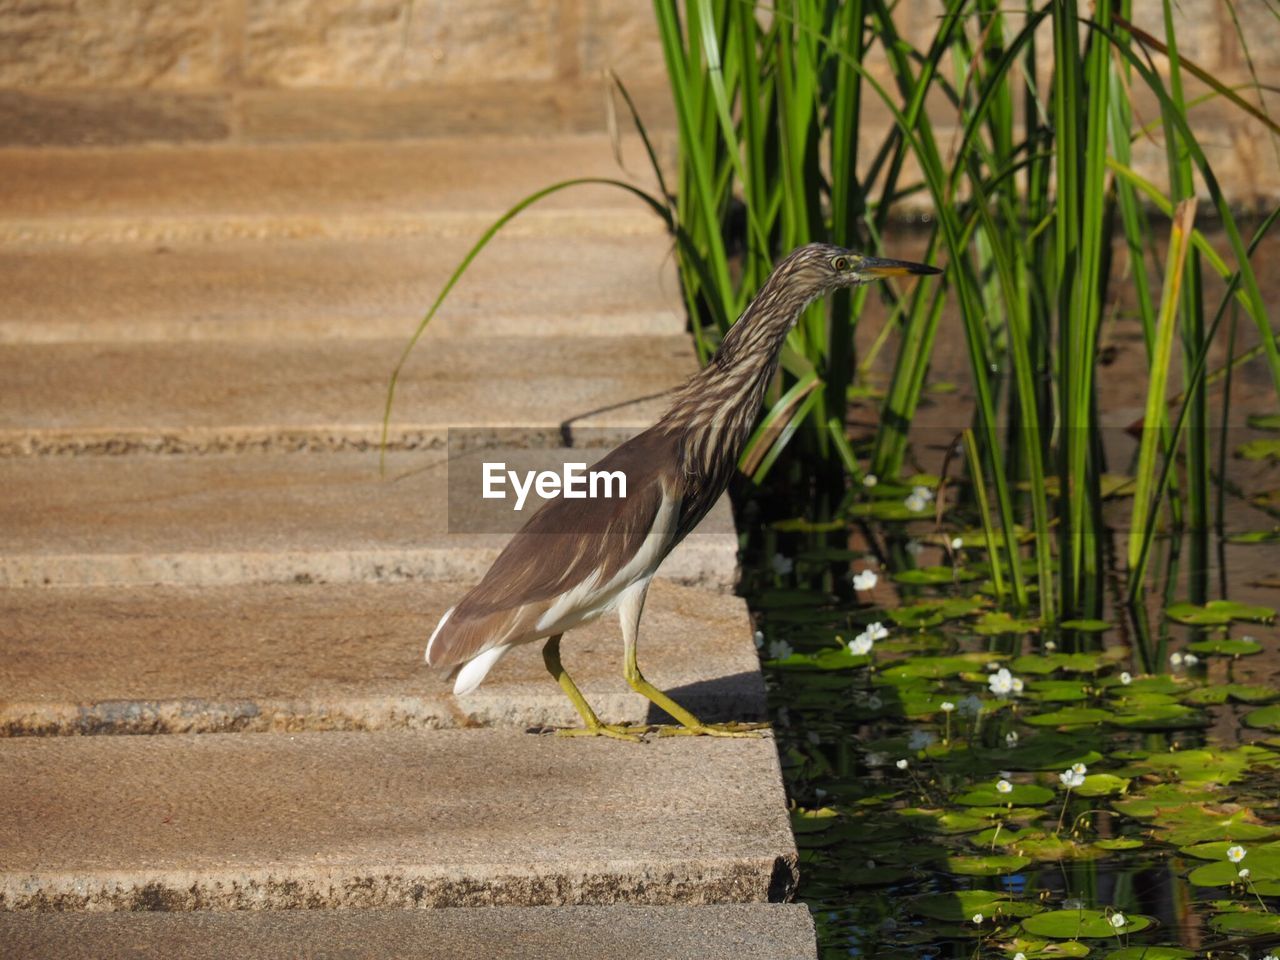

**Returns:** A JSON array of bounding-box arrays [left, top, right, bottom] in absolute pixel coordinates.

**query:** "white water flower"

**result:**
[[896, 758, 909, 770], [865, 621, 889, 641], [940, 701, 956, 713], [913, 484, 935, 503], [1110, 913, 1126, 929], [863, 474, 878, 487], [767, 639, 793, 660], [988, 667, 1022, 698], [771, 554, 794, 575], [1059, 768, 1086, 789], [951, 536, 964, 550], [753, 630, 764, 649], [1014, 953, 1027, 960], [1239, 868, 1250, 879], [1072, 762, 1088, 776], [971, 913, 983, 925], [852, 569, 878, 591], [905, 491, 929, 512], [996, 779, 1013, 794], [1006, 731, 1019, 747], [1044, 640, 1057, 651], [1119, 671, 1132, 685], [849, 633, 874, 656], [1184, 653, 1200, 666], [1170, 651, 1184, 667], [1227, 845, 1247, 864]]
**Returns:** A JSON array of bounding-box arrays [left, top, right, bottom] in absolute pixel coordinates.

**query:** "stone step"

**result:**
[[0, 904, 817, 960], [0, 450, 736, 589], [0, 729, 797, 911], [0, 336, 691, 455], [0, 232, 683, 343], [0, 135, 667, 246], [0, 580, 764, 736]]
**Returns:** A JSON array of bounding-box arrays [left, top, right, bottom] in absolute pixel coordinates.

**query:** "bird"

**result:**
[[425, 242, 942, 739]]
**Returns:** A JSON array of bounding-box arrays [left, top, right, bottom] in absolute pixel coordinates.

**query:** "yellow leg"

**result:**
[[618, 583, 768, 739], [542, 634, 644, 742]]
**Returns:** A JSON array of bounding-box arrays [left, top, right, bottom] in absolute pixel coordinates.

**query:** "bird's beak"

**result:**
[[856, 256, 943, 279]]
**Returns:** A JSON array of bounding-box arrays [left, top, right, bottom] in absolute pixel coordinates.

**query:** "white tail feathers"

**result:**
[[424, 606, 455, 665], [452, 644, 511, 696]]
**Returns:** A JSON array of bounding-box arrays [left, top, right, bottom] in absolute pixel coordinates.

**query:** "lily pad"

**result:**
[[1026, 680, 1091, 703], [1243, 705, 1280, 731], [1106, 949, 1192, 960], [1226, 529, 1280, 544], [1024, 707, 1114, 727], [887, 596, 987, 627], [909, 889, 1012, 922], [944, 853, 1032, 876], [974, 610, 1042, 635], [1208, 910, 1280, 935], [1236, 438, 1280, 461], [954, 783, 1055, 806], [1012, 652, 1111, 675], [893, 565, 980, 585], [1005, 938, 1091, 958], [1185, 637, 1263, 657], [1248, 413, 1280, 430], [1021, 910, 1152, 939], [878, 652, 997, 681], [1059, 619, 1111, 632], [1094, 837, 1143, 851], [1165, 600, 1276, 625], [1073, 774, 1130, 798]]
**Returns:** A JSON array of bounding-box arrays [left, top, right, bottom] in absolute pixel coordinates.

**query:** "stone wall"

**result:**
[[0, 1, 1275, 201]]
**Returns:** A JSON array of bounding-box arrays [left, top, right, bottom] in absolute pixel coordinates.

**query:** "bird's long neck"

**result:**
[[658, 261, 823, 485]]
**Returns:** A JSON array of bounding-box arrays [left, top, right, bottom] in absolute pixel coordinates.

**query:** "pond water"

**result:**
[[739, 226, 1280, 958]]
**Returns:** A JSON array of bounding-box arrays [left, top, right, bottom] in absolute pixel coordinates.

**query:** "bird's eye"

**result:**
[[832, 256, 850, 271]]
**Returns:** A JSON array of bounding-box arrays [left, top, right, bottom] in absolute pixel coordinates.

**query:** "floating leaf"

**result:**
[[1025, 707, 1114, 727], [893, 565, 980, 585], [1059, 618, 1111, 632], [1109, 703, 1206, 731], [909, 890, 1011, 921], [1236, 438, 1280, 461], [1021, 910, 1152, 939], [888, 596, 987, 627], [944, 854, 1032, 876], [1073, 774, 1130, 797], [1094, 837, 1143, 851], [954, 783, 1055, 806], [790, 807, 840, 833], [1107, 949, 1192, 960], [1185, 637, 1263, 657], [1026, 680, 1090, 703], [1249, 413, 1280, 430], [1165, 600, 1276, 625], [1226, 529, 1280, 544], [1004, 938, 1091, 959], [1243, 705, 1280, 731], [1012, 652, 1110, 675], [1208, 911, 1280, 935], [974, 611, 1042, 635], [877, 653, 997, 681]]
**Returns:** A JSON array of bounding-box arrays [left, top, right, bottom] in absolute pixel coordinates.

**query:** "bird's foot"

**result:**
[[555, 722, 650, 743], [657, 721, 771, 739]]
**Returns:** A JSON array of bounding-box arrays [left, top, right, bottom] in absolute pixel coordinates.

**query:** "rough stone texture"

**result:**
[[0, 905, 818, 960], [0, 450, 737, 589], [0, 233, 683, 343], [0, 580, 766, 735], [400, 0, 559, 85], [0, 336, 690, 453], [0, 135, 665, 241], [0, 90, 231, 147], [0, 730, 798, 910], [243, 0, 413, 88], [235, 82, 676, 142], [0, 0, 224, 88]]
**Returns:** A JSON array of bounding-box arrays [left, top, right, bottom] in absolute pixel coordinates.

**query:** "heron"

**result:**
[[426, 242, 941, 739]]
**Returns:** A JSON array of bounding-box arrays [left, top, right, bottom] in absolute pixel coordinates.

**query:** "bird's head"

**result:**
[[786, 242, 943, 294]]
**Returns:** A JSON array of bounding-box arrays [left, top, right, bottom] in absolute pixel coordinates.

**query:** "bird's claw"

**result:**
[[657, 721, 771, 739], [554, 722, 651, 743]]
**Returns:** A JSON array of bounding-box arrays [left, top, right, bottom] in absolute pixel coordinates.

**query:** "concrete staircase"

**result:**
[[0, 136, 814, 957]]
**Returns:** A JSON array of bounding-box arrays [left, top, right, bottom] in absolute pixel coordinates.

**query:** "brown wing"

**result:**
[[426, 427, 679, 668]]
